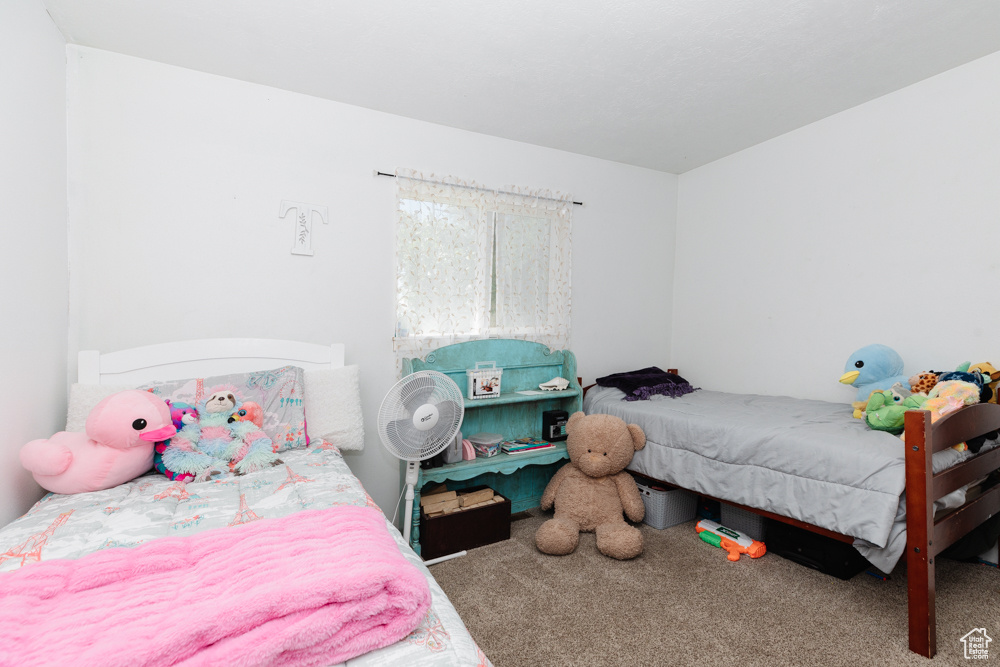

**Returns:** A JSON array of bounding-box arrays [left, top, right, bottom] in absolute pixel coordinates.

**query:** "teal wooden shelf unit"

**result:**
[[402, 339, 582, 555]]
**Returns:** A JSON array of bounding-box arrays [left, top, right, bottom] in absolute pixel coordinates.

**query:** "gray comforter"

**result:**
[[584, 386, 979, 572]]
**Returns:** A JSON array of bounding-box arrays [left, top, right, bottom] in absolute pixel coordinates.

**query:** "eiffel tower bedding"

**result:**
[[0, 444, 492, 667]]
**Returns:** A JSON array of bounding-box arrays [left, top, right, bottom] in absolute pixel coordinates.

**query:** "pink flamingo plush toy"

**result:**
[[20, 390, 177, 494]]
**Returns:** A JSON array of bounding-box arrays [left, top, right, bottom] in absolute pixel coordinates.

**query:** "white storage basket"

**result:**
[[637, 482, 696, 530], [466, 361, 502, 400]]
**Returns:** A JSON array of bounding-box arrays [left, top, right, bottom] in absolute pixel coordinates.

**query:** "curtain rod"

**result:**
[[375, 171, 583, 206]]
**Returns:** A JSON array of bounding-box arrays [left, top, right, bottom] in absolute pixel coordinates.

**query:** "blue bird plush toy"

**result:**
[[840, 344, 912, 402]]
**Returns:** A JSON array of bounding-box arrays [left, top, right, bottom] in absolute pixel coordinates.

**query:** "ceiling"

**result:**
[[41, 0, 1000, 173]]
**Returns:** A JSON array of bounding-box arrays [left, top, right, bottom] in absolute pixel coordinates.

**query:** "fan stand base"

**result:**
[[402, 460, 467, 565], [422, 550, 467, 566]]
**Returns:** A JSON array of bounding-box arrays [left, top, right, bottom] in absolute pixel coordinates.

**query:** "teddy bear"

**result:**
[[535, 411, 647, 560], [154, 400, 202, 482]]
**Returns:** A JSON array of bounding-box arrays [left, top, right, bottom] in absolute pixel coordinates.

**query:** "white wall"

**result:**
[[0, 1, 68, 524], [66, 46, 676, 517], [674, 50, 1000, 402]]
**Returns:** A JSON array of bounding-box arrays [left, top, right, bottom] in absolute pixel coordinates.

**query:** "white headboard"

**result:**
[[78, 339, 345, 386]]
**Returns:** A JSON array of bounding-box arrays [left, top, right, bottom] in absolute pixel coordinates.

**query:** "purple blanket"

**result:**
[[596, 367, 698, 401]]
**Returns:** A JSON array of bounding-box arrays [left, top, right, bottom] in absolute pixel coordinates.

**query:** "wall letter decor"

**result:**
[[278, 200, 329, 256]]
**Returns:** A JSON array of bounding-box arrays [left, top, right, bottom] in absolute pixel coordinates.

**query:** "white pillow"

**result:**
[[65, 383, 135, 432], [303, 366, 365, 451]]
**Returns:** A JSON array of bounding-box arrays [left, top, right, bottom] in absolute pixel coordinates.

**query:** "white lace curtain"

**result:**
[[393, 169, 572, 370]]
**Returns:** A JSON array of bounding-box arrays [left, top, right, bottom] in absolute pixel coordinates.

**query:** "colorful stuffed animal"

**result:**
[[19, 390, 176, 494], [926, 379, 979, 412], [968, 363, 1000, 404], [169, 400, 199, 428], [535, 412, 647, 560], [864, 388, 927, 434], [887, 381, 912, 402], [901, 380, 983, 452], [224, 401, 280, 475], [909, 372, 939, 395], [157, 390, 279, 479], [937, 369, 991, 404], [840, 344, 911, 404], [154, 400, 205, 482], [231, 401, 264, 428], [196, 388, 278, 475], [196, 388, 244, 458], [926, 376, 1000, 453]]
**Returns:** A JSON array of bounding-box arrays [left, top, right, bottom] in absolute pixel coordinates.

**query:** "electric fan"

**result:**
[[377, 370, 465, 547]]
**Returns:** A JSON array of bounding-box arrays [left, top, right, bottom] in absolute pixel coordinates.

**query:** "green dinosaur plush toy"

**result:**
[[864, 385, 927, 434]]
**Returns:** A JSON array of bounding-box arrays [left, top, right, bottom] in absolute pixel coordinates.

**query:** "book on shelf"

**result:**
[[506, 444, 555, 454], [500, 437, 547, 448], [501, 438, 548, 447], [500, 438, 555, 455]]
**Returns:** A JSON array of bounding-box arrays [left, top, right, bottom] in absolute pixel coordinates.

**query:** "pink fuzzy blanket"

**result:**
[[0, 506, 431, 667]]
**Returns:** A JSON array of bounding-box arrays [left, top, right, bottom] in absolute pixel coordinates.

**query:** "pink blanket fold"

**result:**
[[0, 506, 431, 667]]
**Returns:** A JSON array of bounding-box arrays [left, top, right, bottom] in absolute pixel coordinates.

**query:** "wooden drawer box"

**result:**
[[420, 488, 511, 560]]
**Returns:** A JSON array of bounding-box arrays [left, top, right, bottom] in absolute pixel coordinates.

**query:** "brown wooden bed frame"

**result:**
[[903, 405, 1000, 657], [584, 375, 1000, 658]]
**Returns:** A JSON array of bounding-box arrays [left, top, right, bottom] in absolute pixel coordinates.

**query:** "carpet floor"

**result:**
[[429, 511, 999, 667]]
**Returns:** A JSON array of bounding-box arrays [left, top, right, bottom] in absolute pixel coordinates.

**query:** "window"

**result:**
[[393, 170, 572, 367]]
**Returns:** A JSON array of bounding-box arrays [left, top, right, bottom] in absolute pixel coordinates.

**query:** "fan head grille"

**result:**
[[378, 370, 464, 461]]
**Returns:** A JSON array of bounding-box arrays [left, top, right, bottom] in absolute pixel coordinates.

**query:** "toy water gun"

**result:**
[[695, 519, 766, 562]]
